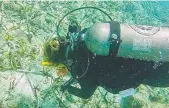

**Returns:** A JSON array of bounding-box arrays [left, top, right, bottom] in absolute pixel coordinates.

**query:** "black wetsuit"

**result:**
[[64, 39, 169, 99]]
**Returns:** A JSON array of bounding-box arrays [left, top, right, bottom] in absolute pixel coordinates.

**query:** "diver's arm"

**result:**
[[67, 85, 96, 99]]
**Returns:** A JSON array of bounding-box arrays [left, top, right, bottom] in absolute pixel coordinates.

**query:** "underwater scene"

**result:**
[[0, 1, 169, 108]]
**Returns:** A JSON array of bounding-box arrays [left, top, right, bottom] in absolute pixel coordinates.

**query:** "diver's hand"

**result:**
[[56, 64, 68, 77]]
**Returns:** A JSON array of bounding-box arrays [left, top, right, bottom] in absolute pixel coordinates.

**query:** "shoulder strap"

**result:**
[[108, 21, 121, 57]]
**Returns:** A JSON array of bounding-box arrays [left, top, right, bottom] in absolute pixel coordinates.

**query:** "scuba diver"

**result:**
[[42, 21, 169, 99], [41, 7, 169, 99]]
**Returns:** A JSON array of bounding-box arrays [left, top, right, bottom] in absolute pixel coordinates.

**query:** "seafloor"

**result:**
[[0, 1, 169, 108]]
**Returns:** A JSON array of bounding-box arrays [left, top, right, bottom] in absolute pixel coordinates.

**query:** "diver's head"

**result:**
[[42, 37, 67, 66], [41, 37, 69, 77]]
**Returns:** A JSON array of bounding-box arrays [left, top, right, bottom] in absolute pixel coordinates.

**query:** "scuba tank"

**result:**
[[56, 7, 169, 63], [84, 21, 169, 62]]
